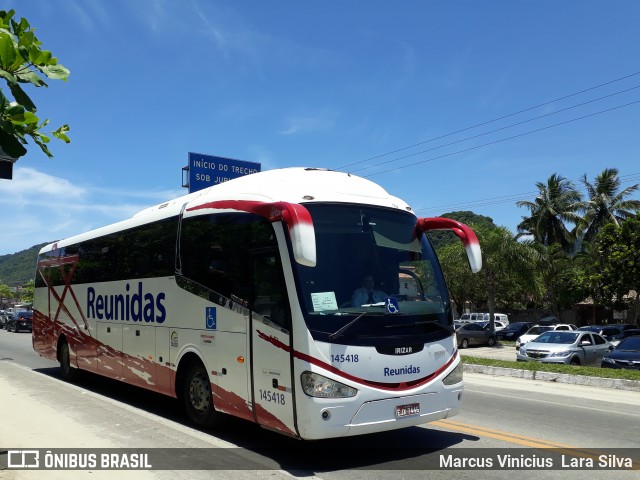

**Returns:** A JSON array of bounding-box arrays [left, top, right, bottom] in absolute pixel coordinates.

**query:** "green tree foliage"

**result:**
[[579, 168, 640, 243], [0, 9, 70, 159], [0, 283, 13, 304], [19, 279, 34, 303], [436, 241, 485, 313], [516, 173, 583, 251], [437, 224, 537, 320], [475, 225, 537, 323], [589, 218, 640, 322], [427, 211, 497, 250], [531, 242, 590, 316]]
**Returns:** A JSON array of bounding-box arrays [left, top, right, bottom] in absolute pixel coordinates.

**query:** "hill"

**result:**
[[0, 242, 50, 286], [426, 211, 497, 250]]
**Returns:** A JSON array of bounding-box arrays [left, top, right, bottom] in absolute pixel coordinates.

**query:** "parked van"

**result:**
[[459, 312, 483, 323], [459, 312, 509, 325]]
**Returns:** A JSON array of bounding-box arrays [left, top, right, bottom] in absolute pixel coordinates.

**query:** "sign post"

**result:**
[[183, 153, 261, 193]]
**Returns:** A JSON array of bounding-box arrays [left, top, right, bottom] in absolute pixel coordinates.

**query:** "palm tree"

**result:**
[[579, 168, 640, 242], [516, 174, 583, 251]]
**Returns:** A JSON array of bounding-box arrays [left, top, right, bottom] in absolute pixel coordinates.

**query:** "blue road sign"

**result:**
[[186, 152, 261, 193]]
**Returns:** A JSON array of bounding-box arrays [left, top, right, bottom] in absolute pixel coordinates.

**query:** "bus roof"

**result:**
[[38, 168, 412, 254]]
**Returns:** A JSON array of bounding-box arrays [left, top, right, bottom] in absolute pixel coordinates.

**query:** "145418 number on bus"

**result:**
[[331, 354, 359, 363], [259, 390, 286, 405]]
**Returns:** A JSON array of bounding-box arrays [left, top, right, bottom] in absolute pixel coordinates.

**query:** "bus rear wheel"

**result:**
[[183, 362, 220, 429]]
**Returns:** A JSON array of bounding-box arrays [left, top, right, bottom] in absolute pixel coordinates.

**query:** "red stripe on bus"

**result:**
[[187, 200, 313, 229], [256, 330, 457, 392]]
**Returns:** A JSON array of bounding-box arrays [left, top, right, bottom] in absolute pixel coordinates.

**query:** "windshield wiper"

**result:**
[[386, 320, 454, 334], [329, 311, 369, 340]]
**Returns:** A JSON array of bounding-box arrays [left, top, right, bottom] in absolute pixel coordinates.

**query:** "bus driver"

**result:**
[[351, 275, 387, 307]]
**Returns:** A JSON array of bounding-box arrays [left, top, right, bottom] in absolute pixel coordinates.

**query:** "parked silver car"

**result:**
[[515, 324, 577, 349], [517, 330, 613, 366]]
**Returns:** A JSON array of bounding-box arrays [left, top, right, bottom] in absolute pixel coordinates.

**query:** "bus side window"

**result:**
[[252, 254, 290, 330], [181, 214, 251, 302]]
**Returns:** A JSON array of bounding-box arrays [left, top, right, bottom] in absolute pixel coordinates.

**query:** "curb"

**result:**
[[463, 363, 640, 392]]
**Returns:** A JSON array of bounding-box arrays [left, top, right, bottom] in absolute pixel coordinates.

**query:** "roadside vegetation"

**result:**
[[461, 355, 640, 382], [431, 168, 640, 325]]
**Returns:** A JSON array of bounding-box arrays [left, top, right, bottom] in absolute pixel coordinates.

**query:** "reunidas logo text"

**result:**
[[87, 282, 166, 323]]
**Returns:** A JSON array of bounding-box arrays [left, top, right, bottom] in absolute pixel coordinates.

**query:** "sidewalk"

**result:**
[[0, 363, 158, 480]]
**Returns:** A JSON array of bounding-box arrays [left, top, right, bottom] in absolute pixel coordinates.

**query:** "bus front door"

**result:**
[[250, 252, 297, 437]]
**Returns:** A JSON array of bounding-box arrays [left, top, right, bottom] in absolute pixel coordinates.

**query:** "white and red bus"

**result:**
[[33, 167, 481, 440]]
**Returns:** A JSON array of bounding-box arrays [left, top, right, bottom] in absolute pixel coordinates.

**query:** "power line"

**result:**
[[349, 85, 640, 174], [336, 71, 640, 171], [361, 100, 640, 178], [415, 173, 640, 215]]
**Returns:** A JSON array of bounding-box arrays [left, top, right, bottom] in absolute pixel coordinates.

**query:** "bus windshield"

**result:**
[[292, 204, 452, 346]]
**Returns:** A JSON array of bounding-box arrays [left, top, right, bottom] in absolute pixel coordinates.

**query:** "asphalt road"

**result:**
[[1, 328, 639, 480]]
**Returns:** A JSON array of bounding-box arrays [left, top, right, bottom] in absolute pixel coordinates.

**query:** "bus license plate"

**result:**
[[395, 403, 420, 417]]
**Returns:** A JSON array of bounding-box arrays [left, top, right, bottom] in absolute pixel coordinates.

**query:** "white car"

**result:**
[[516, 324, 577, 349], [477, 320, 507, 331]]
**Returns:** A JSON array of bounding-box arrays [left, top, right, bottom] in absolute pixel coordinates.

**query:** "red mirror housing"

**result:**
[[416, 217, 482, 273]]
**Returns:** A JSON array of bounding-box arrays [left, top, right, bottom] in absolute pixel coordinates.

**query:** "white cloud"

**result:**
[[192, 1, 229, 55], [279, 114, 336, 136], [0, 167, 87, 203], [0, 168, 183, 255], [62, 0, 111, 32]]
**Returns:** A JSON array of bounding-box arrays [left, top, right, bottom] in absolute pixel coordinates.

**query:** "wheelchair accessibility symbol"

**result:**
[[385, 297, 399, 314], [206, 307, 217, 330]]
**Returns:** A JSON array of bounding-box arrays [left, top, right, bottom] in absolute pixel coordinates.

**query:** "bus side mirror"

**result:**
[[278, 202, 317, 267], [416, 217, 482, 273]]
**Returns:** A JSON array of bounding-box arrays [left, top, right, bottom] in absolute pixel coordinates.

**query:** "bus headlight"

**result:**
[[442, 362, 463, 385], [300, 371, 357, 398]]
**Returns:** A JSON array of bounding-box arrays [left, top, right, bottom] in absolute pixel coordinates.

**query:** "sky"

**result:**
[[1, 0, 640, 256]]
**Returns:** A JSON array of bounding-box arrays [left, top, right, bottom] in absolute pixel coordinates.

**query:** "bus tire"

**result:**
[[59, 340, 79, 382], [183, 361, 220, 429]]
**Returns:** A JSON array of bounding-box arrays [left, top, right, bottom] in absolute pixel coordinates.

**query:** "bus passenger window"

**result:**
[[253, 254, 290, 330]]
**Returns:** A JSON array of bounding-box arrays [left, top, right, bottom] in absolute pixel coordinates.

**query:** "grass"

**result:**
[[462, 355, 640, 381]]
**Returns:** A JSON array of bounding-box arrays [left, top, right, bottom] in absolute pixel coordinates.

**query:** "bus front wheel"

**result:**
[[183, 362, 220, 428], [59, 340, 78, 381]]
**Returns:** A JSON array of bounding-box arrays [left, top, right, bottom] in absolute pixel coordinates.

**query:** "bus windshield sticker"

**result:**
[[385, 297, 400, 314], [206, 307, 217, 330], [310, 292, 338, 312]]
